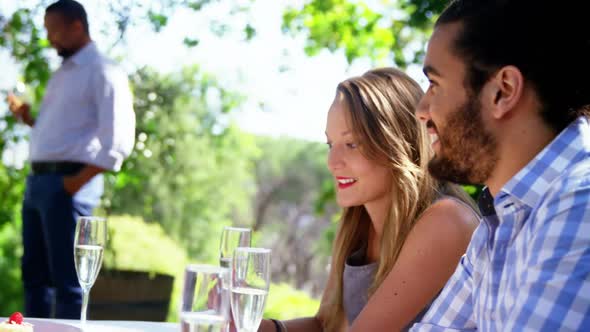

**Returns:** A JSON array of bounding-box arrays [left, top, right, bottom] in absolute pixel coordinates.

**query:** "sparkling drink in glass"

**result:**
[[2, 81, 29, 123], [219, 227, 251, 332], [74, 216, 107, 324], [231, 247, 271, 332]]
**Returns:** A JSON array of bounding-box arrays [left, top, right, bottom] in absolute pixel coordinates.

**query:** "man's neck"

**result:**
[[61, 38, 92, 60], [486, 115, 556, 196]]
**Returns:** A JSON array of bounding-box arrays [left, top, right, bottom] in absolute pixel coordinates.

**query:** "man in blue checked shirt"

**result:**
[[411, 0, 590, 331], [6, 0, 135, 319]]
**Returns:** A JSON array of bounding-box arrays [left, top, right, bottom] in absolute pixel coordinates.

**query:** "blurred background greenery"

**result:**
[[0, 0, 480, 321]]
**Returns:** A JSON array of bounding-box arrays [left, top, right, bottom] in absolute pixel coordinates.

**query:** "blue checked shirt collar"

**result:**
[[501, 116, 590, 209]]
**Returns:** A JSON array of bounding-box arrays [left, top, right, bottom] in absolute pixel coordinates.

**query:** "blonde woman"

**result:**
[[258, 68, 479, 332]]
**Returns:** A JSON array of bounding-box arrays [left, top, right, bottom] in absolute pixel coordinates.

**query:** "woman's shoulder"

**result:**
[[412, 196, 480, 244]]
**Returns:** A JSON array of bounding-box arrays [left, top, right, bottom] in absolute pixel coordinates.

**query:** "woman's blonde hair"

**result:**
[[322, 68, 474, 331]]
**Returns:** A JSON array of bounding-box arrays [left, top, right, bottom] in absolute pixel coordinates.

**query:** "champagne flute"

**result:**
[[1, 81, 26, 97], [74, 216, 107, 324], [180, 264, 230, 332], [220, 227, 251, 332], [2, 81, 27, 122], [231, 247, 271, 332], [219, 227, 252, 268]]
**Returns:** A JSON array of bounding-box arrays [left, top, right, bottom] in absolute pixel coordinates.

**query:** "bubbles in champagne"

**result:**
[[74, 244, 104, 291], [231, 287, 267, 332]]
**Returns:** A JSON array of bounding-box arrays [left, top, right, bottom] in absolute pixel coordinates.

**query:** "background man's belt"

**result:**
[[31, 161, 85, 175]]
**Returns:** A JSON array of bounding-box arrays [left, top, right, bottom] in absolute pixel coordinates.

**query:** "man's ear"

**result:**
[[72, 20, 85, 36], [484, 65, 524, 120]]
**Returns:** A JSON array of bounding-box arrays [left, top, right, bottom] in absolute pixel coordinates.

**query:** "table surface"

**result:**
[[4, 318, 179, 332]]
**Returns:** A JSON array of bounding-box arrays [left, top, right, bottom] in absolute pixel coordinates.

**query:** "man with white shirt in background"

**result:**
[[7, 0, 135, 319]]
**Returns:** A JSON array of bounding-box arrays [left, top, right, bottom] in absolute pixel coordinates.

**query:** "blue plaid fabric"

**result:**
[[411, 116, 590, 331]]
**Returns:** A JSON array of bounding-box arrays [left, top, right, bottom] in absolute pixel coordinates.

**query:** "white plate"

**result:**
[[1, 318, 178, 332], [31, 319, 160, 332], [0, 318, 82, 332]]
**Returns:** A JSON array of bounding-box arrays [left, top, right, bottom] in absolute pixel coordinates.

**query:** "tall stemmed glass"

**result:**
[[219, 227, 252, 268], [74, 216, 107, 324], [2, 81, 27, 123], [231, 247, 271, 332], [220, 227, 251, 332]]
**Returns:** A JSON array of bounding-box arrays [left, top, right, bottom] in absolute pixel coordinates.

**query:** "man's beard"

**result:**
[[428, 94, 498, 185]]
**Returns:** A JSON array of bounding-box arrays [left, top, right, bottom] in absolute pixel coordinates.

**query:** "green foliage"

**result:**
[[264, 283, 320, 320], [103, 215, 188, 273], [0, 166, 27, 317], [463, 184, 483, 203], [244, 24, 256, 40], [183, 37, 200, 47], [101, 215, 189, 321], [283, 0, 448, 66], [252, 137, 336, 295], [0, 8, 51, 166], [1, 8, 50, 106], [254, 136, 330, 208], [147, 10, 169, 32], [102, 66, 259, 261], [0, 220, 23, 316]]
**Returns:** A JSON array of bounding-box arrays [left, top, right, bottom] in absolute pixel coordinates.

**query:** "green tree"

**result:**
[[104, 66, 259, 259], [252, 136, 338, 295], [283, 0, 448, 66]]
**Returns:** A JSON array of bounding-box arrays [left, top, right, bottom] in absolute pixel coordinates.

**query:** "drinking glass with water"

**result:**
[[74, 216, 107, 324], [180, 264, 231, 332], [231, 247, 271, 332]]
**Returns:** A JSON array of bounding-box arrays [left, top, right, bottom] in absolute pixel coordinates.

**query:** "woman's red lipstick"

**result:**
[[336, 176, 357, 189]]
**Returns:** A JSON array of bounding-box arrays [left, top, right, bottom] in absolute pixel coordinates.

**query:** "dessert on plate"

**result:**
[[0, 312, 33, 332]]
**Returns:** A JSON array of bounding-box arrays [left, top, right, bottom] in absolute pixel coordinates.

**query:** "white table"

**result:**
[[33, 318, 178, 332]]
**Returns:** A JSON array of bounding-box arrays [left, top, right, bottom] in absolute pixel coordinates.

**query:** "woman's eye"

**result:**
[[326, 142, 333, 149], [346, 142, 358, 149]]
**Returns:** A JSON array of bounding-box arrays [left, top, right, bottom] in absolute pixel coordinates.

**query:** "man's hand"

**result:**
[[6, 94, 34, 126], [63, 174, 86, 195], [62, 165, 106, 196]]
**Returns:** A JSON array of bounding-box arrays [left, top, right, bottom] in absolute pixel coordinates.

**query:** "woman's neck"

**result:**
[[366, 226, 380, 263], [364, 198, 390, 263]]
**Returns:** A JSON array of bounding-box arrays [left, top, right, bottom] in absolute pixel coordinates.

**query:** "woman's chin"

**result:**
[[336, 198, 361, 208]]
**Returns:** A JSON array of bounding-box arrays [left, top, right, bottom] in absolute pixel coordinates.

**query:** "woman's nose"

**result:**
[[415, 94, 430, 123], [327, 146, 345, 172]]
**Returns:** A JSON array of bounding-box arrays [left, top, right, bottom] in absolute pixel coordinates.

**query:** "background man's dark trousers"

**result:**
[[21, 164, 102, 318]]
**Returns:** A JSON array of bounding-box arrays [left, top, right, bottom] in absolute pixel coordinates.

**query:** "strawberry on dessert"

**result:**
[[0, 312, 33, 332]]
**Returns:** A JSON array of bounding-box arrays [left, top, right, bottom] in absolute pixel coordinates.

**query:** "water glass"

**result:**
[[74, 216, 107, 324], [231, 247, 271, 332], [180, 264, 230, 332]]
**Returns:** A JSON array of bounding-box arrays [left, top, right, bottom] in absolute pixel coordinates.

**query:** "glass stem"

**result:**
[[81, 288, 89, 323]]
